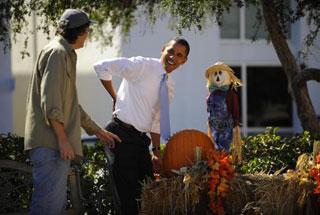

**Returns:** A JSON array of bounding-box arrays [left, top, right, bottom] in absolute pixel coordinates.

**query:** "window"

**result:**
[[220, 2, 291, 40], [245, 4, 268, 39], [212, 66, 293, 135], [231, 66, 242, 120], [220, 5, 240, 39], [247, 67, 292, 127]]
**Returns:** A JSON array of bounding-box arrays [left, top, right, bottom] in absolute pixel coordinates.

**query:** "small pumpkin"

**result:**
[[162, 129, 215, 176]]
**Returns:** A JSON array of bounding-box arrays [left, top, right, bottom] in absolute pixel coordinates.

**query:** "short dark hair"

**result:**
[[56, 23, 89, 44], [165, 37, 190, 57]]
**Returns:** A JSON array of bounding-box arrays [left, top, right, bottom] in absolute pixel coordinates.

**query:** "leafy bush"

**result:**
[[0, 133, 29, 163], [80, 141, 115, 214], [0, 133, 32, 213], [0, 133, 115, 214], [240, 127, 313, 174]]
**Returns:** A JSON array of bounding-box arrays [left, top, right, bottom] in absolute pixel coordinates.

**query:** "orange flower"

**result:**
[[316, 154, 320, 164], [207, 149, 235, 214], [314, 186, 320, 194]]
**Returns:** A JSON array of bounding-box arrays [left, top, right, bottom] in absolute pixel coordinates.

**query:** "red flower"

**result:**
[[310, 153, 320, 196]]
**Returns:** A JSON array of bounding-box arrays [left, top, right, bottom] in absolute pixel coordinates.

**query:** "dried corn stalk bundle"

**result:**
[[226, 173, 315, 215], [139, 162, 208, 215]]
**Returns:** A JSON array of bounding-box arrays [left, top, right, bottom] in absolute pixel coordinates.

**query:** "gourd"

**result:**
[[162, 129, 215, 176]]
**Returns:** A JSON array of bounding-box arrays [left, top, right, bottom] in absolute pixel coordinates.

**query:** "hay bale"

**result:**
[[139, 162, 208, 215], [225, 173, 316, 215], [140, 171, 319, 215], [140, 176, 197, 215]]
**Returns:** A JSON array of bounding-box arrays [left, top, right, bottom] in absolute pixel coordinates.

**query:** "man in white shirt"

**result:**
[[94, 38, 190, 214]]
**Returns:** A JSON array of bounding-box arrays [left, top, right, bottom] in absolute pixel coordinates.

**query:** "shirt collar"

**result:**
[[156, 58, 170, 76], [56, 35, 75, 54]]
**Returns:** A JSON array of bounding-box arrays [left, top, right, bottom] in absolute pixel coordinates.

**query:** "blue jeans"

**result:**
[[29, 147, 70, 215]]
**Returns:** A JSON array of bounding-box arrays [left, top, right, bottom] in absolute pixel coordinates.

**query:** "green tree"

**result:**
[[1, 0, 320, 135]]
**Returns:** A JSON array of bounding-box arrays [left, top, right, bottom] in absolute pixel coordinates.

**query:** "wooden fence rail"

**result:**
[[0, 160, 82, 215]]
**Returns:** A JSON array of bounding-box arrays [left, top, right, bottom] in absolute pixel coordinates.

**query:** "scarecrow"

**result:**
[[205, 62, 243, 161]]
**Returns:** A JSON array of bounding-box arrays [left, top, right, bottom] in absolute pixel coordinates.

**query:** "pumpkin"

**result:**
[[162, 129, 215, 176]]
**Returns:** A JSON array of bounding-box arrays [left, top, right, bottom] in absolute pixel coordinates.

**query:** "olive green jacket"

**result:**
[[24, 36, 100, 156]]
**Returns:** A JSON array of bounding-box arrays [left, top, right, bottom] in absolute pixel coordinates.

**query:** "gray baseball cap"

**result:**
[[58, 9, 96, 29]]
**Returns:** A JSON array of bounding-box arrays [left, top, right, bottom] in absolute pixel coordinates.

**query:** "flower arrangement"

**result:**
[[310, 153, 320, 195], [207, 149, 235, 215]]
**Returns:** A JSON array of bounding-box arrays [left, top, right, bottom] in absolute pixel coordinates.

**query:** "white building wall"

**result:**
[[7, 12, 320, 137], [0, 42, 14, 133], [11, 14, 38, 136], [75, 29, 122, 132]]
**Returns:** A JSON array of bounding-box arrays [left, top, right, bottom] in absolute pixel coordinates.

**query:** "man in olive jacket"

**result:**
[[24, 9, 121, 215]]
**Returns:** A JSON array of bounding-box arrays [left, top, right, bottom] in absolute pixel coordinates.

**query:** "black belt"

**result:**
[[113, 117, 146, 136]]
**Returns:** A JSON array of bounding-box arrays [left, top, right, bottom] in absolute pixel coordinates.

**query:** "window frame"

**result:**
[[230, 64, 294, 136], [220, 3, 291, 42]]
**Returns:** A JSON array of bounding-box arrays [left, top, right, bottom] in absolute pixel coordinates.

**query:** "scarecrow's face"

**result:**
[[211, 70, 231, 87]]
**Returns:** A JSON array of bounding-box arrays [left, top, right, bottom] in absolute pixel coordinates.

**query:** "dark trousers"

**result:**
[[106, 118, 153, 215]]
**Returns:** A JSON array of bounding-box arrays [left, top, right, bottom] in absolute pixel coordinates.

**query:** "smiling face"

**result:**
[[160, 40, 188, 74], [211, 70, 231, 87]]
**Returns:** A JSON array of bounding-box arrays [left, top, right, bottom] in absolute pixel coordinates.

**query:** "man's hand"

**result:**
[[96, 129, 121, 148], [151, 150, 162, 175], [100, 80, 117, 112], [150, 133, 162, 176], [58, 140, 75, 160], [112, 99, 116, 112]]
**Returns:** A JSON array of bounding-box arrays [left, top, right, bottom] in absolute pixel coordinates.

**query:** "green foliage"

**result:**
[[157, 0, 232, 33], [1, 0, 320, 56], [80, 141, 115, 214], [0, 0, 141, 55], [0, 133, 32, 213], [240, 127, 313, 174], [0, 133, 30, 163]]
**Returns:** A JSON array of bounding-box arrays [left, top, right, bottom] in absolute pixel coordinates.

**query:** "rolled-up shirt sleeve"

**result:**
[[40, 50, 65, 126], [79, 105, 101, 135], [151, 109, 160, 134], [94, 56, 146, 81]]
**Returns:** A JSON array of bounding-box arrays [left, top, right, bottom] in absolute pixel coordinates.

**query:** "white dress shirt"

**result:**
[[94, 56, 174, 133]]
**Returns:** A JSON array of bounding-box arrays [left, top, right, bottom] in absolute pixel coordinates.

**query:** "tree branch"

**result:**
[[292, 68, 320, 88]]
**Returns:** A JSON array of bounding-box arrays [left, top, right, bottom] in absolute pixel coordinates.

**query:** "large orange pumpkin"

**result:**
[[162, 129, 215, 176]]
